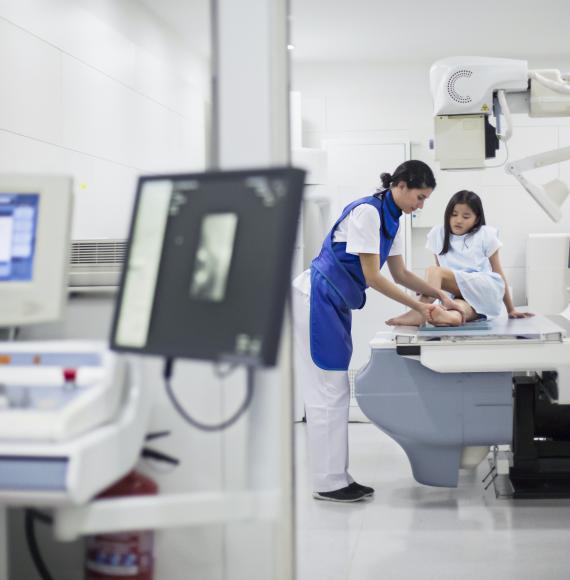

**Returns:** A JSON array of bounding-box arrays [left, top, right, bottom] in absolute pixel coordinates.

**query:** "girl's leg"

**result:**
[[422, 265, 462, 298], [425, 267, 478, 325], [292, 286, 351, 492], [386, 266, 474, 327], [385, 308, 423, 326], [386, 265, 447, 326], [430, 299, 478, 326]]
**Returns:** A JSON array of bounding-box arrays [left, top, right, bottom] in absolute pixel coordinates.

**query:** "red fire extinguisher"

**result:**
[[84, 470, 158, 580]]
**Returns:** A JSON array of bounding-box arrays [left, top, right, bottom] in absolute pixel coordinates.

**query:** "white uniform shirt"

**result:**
[[293, 202, 403, 295], [333, 203, 404, 256]]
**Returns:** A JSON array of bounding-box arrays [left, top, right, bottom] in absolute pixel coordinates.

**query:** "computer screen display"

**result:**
[[111, 167, 305, 366], [0, 193, 39, 282]]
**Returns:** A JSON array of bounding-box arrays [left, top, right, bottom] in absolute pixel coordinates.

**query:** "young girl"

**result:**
[[387, 190, 533, 327]]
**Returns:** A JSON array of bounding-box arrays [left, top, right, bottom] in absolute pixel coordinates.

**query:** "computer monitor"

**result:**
[[0, 175, 73, 326], [111, 167, 305, 366]]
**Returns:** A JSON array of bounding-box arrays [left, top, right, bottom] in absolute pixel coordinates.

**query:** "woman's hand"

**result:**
[[508, 309, 535, 319], [414, 302, 436, 323]]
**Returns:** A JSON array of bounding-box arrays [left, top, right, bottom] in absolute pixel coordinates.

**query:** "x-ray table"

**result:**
[[355, 315, 570, 487]]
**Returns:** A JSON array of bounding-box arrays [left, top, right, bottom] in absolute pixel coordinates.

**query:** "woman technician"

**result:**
[[293, 160, 463, 502]]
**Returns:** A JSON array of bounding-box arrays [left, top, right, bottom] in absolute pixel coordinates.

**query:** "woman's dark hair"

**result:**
[[440, 190, 486, 255], [379, 160, 436, 191]]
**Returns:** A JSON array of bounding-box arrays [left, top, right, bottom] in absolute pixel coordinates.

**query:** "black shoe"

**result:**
[[313, 485, 368, 503], [349, 481, 375, 497]]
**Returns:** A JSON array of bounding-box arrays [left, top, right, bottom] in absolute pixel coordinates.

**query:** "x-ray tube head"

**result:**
[[430, 57, 528, 116]]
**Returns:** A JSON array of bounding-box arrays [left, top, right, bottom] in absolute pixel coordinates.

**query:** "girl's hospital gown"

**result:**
[[426, 224, 506, 319]]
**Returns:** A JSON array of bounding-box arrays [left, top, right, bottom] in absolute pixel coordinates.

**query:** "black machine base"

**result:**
[[510, 374, 570, 499], [510, 473, 570, 499]]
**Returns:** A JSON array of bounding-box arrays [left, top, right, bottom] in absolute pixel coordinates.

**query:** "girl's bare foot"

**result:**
[[430, 305, 463, 327], [386, 309, 424, 327]]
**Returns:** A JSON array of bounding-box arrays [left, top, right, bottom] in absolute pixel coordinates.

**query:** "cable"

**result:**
[[24, 509, 54, 580], [213, 361, 239, 378], [496, 90, 513, 142], [145, 430, 172, 441], [529, 70, 570, 94], [485, 139, 510, 169], [163, 358, 255, 432], [141, 447, 180, 466]]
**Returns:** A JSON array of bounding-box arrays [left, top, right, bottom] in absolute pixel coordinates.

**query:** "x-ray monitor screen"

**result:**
[[111, 167, 305, 366], [0, 193, 39, 282]]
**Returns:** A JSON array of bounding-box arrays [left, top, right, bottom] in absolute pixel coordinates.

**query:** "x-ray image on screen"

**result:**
[[190, 213, 238, 302]]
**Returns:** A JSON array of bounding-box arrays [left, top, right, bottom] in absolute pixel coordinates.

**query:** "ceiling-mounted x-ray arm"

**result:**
[[505, 146, 570, 222]]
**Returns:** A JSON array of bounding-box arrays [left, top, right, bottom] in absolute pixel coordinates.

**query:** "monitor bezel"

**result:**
[[110, 166, 305, 367], [0, 175, 73, 326]]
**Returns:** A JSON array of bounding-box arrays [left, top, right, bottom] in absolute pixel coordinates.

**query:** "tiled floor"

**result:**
[[295, 422, 570, 580]]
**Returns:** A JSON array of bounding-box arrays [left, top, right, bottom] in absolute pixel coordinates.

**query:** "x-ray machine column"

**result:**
[[212, 1, 294, 579]]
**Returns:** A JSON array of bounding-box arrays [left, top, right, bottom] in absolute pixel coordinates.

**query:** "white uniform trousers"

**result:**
[[292, 282, 354, 492]]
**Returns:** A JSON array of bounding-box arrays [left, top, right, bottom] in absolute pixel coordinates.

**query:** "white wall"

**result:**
[[0, 0, 208, 240], [0, 3, 219, 580], [293, 59, 570, 306]]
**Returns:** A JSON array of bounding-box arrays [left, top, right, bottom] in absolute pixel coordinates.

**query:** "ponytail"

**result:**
[[378, 160, 436, 192]]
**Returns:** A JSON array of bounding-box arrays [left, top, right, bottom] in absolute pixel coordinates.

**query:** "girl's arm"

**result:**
[[488, 250, 534, 318], [360, 254, 435, 320]]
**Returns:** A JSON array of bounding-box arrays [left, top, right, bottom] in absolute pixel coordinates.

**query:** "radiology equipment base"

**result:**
[[510, 374, 570, 498]]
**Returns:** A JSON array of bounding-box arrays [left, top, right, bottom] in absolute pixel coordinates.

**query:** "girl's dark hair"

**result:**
[[379, 160, 436, 191], [440, 190, 486, 255]]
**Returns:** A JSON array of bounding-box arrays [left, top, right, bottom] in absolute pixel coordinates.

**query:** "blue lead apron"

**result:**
[[310, 190, 402, 370]]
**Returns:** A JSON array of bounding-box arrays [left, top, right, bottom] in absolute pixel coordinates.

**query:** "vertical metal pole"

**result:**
[[212, 1, 293, 579], [209, 0, 220, 171], [213, 0, 290, 169]]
